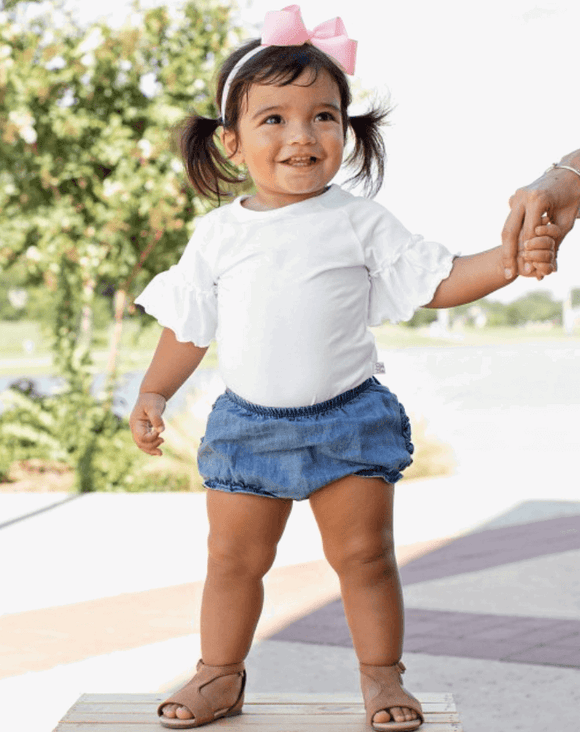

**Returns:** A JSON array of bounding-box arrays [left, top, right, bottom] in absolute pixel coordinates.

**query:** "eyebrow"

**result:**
[[250, 101, 341, 121]]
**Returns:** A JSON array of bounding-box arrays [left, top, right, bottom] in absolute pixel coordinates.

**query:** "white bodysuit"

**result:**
[[135, 185, 455, 407]]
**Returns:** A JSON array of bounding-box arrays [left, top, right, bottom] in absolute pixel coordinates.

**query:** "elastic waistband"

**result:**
[[224, 377, 378, 418]]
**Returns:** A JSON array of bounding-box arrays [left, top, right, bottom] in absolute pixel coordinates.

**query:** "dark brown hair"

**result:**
[[176, 39, 391, 200]]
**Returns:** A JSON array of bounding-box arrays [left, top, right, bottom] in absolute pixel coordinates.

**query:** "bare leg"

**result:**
[[201, 490, 292, 663], [162, 490, 292, 722], [309, 475, 418, 726]]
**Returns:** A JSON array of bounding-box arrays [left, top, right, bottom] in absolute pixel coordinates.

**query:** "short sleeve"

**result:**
[[367, 232, 456, 325], [134, 219, 217, 347], [350, 199, 456, 325]]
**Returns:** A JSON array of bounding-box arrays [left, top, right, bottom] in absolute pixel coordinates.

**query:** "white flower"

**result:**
[[21, 126, 37, 144], [139, 72, 161, 98], [9, 110, 32, 127], [0, 45, 11, 59], [8, 110, 37, 143], [46, 55, 66, 71], [78, 27, 104, 55], [8, 288, 28, 309], [26, 246, 42, 262], [103, 180, 124, 198], [57, 89, 75, 108], [137, 138, 152, 159]]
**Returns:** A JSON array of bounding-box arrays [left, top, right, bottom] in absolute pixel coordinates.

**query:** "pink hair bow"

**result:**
[[261, 4, 357, 75]]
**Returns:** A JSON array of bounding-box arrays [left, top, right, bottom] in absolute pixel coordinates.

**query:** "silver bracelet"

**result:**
[[546, 162, 580, 179], [545, 163, 580, 218]]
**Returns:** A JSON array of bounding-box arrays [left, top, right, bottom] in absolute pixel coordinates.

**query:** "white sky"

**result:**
[[59, 0, 580, 302]]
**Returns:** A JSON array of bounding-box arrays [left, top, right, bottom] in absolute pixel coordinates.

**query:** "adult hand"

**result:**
[[502, 152, 580, 280]]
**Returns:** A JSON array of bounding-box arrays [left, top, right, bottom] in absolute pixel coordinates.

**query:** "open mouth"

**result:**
[[283, 156, 318, 167]]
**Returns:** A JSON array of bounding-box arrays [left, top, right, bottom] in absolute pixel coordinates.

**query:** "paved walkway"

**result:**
[[272, 511, 580, 669], [1, 485, 579, 732]]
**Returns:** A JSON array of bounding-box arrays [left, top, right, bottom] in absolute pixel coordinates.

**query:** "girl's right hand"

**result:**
[[129, 392, 167, 456]]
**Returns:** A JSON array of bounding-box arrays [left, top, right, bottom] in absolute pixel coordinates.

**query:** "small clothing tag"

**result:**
[[374, 362, 385, 374]]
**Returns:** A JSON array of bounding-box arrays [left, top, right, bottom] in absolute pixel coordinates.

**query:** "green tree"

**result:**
[[502, 291, 561, 326], [0, 0, 239, 489], [452, 291, 562, 327]]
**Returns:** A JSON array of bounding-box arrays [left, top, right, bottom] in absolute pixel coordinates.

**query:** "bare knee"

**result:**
[[207, 536, 277, 579], [324, 534, 397, 579]]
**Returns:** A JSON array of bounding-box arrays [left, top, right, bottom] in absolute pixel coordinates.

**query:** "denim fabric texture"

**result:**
[[197, 377, 414, 501]]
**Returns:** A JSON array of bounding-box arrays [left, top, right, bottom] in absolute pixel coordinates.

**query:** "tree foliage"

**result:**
[[0, 0, 239, 490]]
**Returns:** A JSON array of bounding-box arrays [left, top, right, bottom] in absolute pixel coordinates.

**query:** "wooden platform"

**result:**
[[53, 692, 463, 731]]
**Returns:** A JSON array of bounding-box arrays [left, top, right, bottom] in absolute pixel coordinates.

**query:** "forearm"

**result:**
[[139, 327, 208, 400], [556, 149, 580, 216], [425, 247, 510, 309], [560, 148, 580, 172]]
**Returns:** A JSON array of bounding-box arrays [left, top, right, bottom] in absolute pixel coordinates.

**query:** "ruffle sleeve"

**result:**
[[367, 233, 456, 326], [134, 226, 218, 347]]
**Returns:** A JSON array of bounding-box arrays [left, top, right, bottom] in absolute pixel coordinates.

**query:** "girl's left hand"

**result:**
[[517, 220, 560, 280]]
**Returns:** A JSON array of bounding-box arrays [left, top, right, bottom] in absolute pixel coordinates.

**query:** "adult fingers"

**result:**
[[550, 208, 577, 250], [519, 195, 548, 244], [501, 201, 525, 279]]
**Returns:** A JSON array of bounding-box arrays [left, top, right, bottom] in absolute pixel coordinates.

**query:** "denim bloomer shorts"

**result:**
[[197, 377, 414, 501]]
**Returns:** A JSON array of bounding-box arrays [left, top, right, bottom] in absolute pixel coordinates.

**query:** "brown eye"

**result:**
[[316, 112, 337, 122]]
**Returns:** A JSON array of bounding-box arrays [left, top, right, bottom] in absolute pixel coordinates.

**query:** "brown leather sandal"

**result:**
[[158, 659, 246, 729], [360, 661, 424, 731]]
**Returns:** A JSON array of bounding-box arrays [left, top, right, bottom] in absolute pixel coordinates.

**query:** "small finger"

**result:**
[[532, 261, 556, 276], [534, 223, 561, 239], [141, 441, 164, 456], [524, 249, 555, 262], [141, 430, 162, 444], [524, 236, 555, 250]]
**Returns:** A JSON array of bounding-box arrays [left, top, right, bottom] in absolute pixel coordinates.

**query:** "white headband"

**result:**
[[220, 46, 265, 123]]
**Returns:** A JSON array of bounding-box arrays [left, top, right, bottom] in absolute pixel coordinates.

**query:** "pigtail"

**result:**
[[174, 113, 244, 202], [345, 103, 392, 198]]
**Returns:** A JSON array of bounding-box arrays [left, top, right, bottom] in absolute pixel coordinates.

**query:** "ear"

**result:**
[[221, 129, 244, 166]]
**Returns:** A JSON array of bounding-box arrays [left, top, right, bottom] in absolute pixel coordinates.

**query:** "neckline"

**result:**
[[233, 185, 337, 219]]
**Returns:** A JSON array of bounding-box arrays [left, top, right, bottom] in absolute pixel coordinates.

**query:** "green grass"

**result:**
[[372, 323, 580, 349], [1, 319, 578, 379], [0, 320, 218, 377]]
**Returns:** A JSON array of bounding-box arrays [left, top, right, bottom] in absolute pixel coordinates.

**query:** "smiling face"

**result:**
[[222, 69, 345, 211]]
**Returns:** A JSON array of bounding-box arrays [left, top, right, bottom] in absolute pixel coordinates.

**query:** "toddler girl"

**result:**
[[130, 6, 557, 730]]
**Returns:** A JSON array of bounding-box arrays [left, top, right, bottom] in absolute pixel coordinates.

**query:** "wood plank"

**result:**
[[61, 712, 461, 724], [75, 691, 453, 708], [54, 692, 462, 731], [63, 702, 457, 717], [56, 724, 463, 732]]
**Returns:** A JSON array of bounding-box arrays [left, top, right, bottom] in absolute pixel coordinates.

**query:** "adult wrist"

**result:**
[[559, 149, 580, 172], [547, 152, 580, 217]]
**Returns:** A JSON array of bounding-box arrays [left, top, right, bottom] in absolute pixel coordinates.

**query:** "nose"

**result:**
[[287, 120, 316, 145]]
